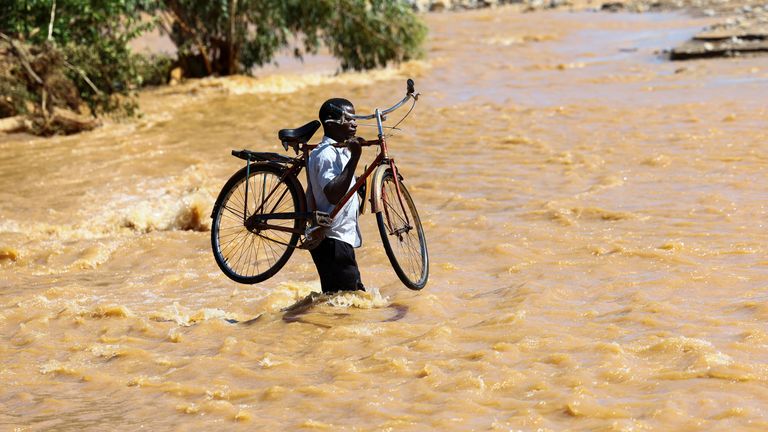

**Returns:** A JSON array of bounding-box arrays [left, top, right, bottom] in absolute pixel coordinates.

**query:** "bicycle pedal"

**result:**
[[302, 225, 327, 250], [313, 211, 332, 227]]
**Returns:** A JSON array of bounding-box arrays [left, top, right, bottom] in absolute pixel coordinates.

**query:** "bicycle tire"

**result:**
[[211, 163, 303, 284], [375, 170, 429, 290]]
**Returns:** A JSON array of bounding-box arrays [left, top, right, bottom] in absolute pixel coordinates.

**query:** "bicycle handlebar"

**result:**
[[347, 78, 419, 121]]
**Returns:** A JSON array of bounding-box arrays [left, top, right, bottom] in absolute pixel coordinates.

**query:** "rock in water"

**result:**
[[670, 22, 768, 60]]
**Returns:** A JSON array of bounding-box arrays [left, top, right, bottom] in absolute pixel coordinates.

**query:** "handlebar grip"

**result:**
[[407, 78, 415, 95]]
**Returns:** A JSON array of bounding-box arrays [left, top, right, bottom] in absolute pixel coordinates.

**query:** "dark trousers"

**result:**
[[309, 237, 365, 293]]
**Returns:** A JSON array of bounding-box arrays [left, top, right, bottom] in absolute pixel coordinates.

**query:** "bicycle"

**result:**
[[210, 79, 429, 290]]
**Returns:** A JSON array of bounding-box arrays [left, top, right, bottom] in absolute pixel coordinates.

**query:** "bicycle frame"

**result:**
[[240, 89, 418, 243], [211, 78, 427, 288]]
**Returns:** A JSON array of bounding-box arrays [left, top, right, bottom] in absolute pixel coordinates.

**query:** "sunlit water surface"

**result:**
[[2, 9, 767, 431]]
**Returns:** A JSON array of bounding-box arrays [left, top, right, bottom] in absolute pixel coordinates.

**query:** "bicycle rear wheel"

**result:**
[[211, 163, 303, 284], [376, 170, 429, 290]]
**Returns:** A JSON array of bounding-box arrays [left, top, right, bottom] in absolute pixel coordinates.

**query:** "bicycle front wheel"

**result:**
[[376, 170, 429, 290], [211, 163, 303, 284]]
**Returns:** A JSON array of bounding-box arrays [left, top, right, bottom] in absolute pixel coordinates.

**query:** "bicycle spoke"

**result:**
[[266, 233, 285, 262], [383, 184, 410, 236], [223, 235, 247, 266], [385, 201, 409, 229], [245, 234, 260, 276], [377, 174, 427, 288], [220, 231, 247, 245], [235, 180, 248, 217], [212, 165, 303, 284], [258, 173, 267, 213], [228, 228, 252, 261], [267, 187, 288, 213], [244, 236, 259, 275], [384, 184, 409, 224], [248, 233, 262, 276], [253, 235, 262, 276], [223, 203, 245, 219], [218, 228, 245, 238], [231, 230, 253, 272], [403, 233, 421, 278], [256, 232, 291, 247], [256, 172, 275, 215], [263, 236, 276, 268], [233, 233, 250, 275], [262, 231, 289, 245], [263, 184, 289, 217], [221, 239, 240, 261], [221, 226, 248, 250], [261, 172, 271, 212]]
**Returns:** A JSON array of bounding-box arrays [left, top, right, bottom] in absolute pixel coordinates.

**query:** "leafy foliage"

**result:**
[[161, 0, 427, 76], [319, 0, 427, 71], [0, 0, 157, 117], [0, 78, 33, 117], [0, 0, 426, 135], [134, 53, 176, 87]]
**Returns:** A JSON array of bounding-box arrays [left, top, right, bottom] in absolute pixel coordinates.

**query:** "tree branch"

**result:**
[[63, 60, 103, 95], [0, 32, 44, 85], [48, 0, 56, 41], [228, 0, 237, 74], [163, 0, 213, 75]]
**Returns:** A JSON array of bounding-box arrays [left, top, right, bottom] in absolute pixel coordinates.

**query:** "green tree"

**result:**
[[160, 0, 427, 76], [0, 0, 426, 134], [1, 0, 156, 117]]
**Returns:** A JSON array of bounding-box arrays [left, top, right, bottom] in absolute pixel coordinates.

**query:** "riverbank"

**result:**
[[2, 8, 768, 430], [411, 0, 766, 16], [413, 0, 768, 59]]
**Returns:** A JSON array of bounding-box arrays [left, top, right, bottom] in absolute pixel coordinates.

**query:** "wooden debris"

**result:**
[[48, 107, 100, 134], [0, 116, 27, 133], [1, 33, 102, 135]]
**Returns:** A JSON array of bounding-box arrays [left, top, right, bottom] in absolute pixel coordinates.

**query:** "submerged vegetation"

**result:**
[[0, 0, 427, 135]]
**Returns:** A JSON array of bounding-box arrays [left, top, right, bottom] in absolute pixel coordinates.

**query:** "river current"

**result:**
[[2, 8, 767, 431]]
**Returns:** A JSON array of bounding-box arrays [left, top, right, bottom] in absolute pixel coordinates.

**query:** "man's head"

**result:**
[[319, 98, 357, 142]]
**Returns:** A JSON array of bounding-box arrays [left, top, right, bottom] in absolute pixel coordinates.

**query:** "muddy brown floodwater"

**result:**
[[2, 8, 768, 431]]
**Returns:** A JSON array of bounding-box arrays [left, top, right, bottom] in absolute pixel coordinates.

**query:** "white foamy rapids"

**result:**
[[114, 189, 212, 233], [250, 281, 390, 316], [149, 302, 239, 327], [145, 285, 389, 327], [1, 165, 214, 244], [166, 60, 430, 96], [254, 281, 323, 313], [481, 34, 558, 46], [325, 286, 390, 309], [95, 165, 215, 234], [0, 224, 124, 272]]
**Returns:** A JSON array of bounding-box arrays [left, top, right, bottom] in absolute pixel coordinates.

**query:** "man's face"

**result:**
[[327, 105, 357, 141]]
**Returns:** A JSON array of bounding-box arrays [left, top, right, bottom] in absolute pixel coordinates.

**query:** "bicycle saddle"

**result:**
[[278, 120, 321, 144]]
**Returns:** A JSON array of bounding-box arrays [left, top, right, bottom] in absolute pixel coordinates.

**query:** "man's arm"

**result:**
[[323, 138, 363, 205]]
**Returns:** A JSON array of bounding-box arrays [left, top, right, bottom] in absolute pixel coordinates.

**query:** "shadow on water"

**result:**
[[280, 292, 409, 328]]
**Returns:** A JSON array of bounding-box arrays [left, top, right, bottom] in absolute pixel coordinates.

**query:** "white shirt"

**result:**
[[307, 136, 362, 248]]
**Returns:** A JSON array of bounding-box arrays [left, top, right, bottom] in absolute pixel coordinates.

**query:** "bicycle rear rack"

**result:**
[[231, 149, 294, 164]]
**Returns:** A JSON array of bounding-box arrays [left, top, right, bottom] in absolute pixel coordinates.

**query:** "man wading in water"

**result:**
[[306, 98, 367, 293]]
